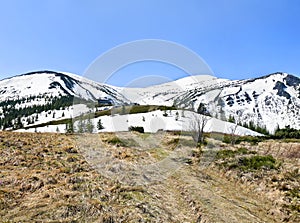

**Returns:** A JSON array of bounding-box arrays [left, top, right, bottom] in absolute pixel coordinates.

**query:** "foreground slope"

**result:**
[[1, 132, 299, 222]]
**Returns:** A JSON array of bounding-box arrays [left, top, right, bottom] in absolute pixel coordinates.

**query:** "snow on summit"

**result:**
[[0, 71, 299, 134]]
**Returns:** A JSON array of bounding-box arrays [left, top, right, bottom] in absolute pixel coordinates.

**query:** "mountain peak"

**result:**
[[0, 71, 299, 133]]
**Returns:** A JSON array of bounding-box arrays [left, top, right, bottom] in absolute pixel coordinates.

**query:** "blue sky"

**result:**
[[0, 0, 299, 86]]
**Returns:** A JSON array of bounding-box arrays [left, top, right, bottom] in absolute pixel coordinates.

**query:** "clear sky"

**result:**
[[0, 0, 299, 86]]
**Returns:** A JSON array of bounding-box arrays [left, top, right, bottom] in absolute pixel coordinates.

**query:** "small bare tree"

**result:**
[[190, 113, 210, 147], [229, 124, 238, 145], [229, 110, 243, 145]]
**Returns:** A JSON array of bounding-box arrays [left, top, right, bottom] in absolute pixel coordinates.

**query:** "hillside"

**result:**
[[0, 71, 128, 102], [0, 71, 129, 130], [0, 71, 299, 134], [18, 109, 262, 137], [123, 72, 300, 133], [0, 131, 299, 222]]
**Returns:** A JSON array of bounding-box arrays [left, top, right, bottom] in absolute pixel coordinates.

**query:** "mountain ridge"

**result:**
[[0, 70, 299, 133], [2, 70, 299, 86]]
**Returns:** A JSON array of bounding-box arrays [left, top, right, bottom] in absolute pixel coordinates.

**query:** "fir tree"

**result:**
[[175, 111, 179, 121], [228, 115, 235, 123], [66, 120, 74, 133], [97, 119, 104, 130]]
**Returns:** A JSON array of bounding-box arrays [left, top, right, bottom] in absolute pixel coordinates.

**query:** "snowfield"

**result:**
[[2, 71, 300, 134], [17, 110, 262, 136]]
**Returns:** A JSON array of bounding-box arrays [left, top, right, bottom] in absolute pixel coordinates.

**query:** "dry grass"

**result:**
[[0, 132, 177, 222], [214, 140, 300, 222], [0, 131, 299, 222]]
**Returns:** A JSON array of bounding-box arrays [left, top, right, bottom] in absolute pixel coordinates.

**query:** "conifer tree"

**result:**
[[97, 119, 104, 130]]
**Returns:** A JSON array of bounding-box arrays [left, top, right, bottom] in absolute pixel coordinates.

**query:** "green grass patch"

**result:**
[[23, 118, 71, 130], [208, 132, 226, 141], [216, 149, 279, 172], [222, 135, 267, 145], [95, 105, 177, 118], [233, 155, 278, 171], [285, 204, 300, 213], [236, 136, 264, 145], [281, 138, 300, 143], [103, 136, 138, 147], [287, 188, 300, 199], [216, 147, 256, 159]]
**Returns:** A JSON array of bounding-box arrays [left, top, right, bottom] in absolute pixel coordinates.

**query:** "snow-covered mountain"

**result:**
[[123, 72, 300, 133], [120, 75, 227, 106], [0, 70, 299, 133], [0, 70, 129, 103], [0, 71, 130, 130]]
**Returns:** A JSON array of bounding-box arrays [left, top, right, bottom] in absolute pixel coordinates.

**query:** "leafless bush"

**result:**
[[189, 113, 210, 147]]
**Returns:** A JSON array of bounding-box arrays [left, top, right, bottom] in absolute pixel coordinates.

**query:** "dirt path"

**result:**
[[75, 133, 279, 222], [146, 164, 278, 222]]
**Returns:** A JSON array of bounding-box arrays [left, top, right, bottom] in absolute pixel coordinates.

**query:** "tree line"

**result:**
[[0, 95, 78, 130], [273, 125, 300, 139]]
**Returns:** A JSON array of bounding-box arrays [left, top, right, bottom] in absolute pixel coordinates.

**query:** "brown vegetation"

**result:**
[[0, 131, 299, 222]]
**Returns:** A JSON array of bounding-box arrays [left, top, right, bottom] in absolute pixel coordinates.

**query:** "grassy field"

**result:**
[[0, 131, 299, 222]]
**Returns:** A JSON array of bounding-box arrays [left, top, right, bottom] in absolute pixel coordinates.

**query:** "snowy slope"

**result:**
[[0, 70, 129, 103], [17, 110, 262, 136], [121, 75, 228, 106], [123, 72, 300, 133], [214, 73, 300, 132], [1, 70, 299, 133], [0, 71, 131, 130]]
